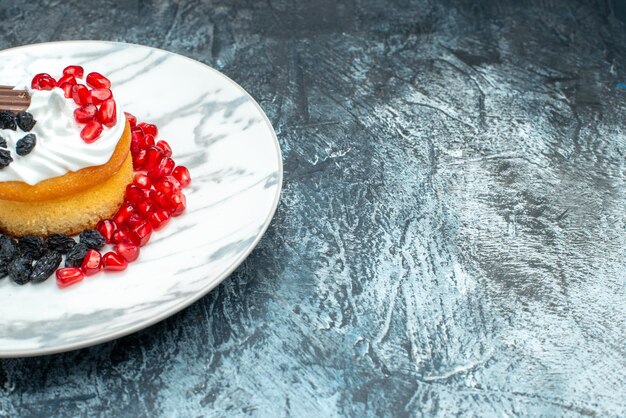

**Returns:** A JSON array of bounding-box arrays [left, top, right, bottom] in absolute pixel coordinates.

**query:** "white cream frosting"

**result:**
[[0, 87, 125, 185]]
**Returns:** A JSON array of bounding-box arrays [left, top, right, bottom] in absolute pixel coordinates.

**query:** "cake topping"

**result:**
[[0, 88, 31, 112], [0, 149, 12, 168], [16, 111, 36, 131], [15, 133, 36, 156], [0, 110, 17, 130]]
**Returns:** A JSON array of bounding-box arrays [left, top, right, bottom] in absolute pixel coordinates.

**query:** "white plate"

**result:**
[[0, 41, 282, 357]]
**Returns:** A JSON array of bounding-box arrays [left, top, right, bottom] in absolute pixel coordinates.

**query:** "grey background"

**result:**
[[0, 0, 625, 416]]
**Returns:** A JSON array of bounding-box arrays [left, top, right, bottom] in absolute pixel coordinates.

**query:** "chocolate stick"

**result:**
[[0, 86, 31, 112]]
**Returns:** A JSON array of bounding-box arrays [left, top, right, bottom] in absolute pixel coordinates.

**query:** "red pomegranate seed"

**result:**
[[81, 249, 103, 276], [132, 149, 147, 170], [96, 219, 117, 244], [103, 252, 128, 272], [74, 104, 97, 123], [172, 166, 191, 188], [133, 173, 151, 189], [148, 157, 175, 181], [80, 120, 103, 143], [131, 125, 145, 136], [80, 120, 102, 143], [60, 82, 74, 98], [154, 176, 181, 195], [56, 267, 84, 288], [136, 200, 155, 217], [144, 189, 158, 205], [125, 184, 144, 205], [170, 193, 187, 216], [114, 202, 135, 225], [90, 88, 112, 105], [97, 98, 117, 127], [63, 65, 84, 78], [139, 134, 155, 150], [148, 209, 171, 231], [155, 140, 172, 157], [111, 229, 132, 245], [138, 122, 157, 137], [71, 84, 92, 106], [56, 73, 77, 87], [31, 73, 56, 90], [114, 242, 140, 262], [86, 72, 111, 89], [124, 112, 137, 128], [128, 221, 152, 247], [125, 213, 145, 229], [144, 146, 164, 171]]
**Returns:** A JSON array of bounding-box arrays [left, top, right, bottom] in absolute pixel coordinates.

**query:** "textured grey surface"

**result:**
[[0, 0, 625, 417]]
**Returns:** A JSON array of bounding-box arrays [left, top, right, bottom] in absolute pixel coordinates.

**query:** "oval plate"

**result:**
[[0, 41, 282, 357]]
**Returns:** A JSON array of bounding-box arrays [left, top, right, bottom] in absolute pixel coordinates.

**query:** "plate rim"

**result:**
[[0, 40, 283, 358]]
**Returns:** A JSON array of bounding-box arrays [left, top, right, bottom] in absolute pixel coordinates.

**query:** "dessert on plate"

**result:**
[[0, 65, 191, 287]]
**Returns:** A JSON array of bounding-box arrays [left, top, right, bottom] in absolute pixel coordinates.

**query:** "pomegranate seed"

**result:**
[[125, 213, 145, 229], [155, 191, 171, 210], [96, 220, 117, 244], [90, 88, 112, 105], [125, 184, 144, 205], [139, 134, 155, 150], [97, 99, 117, 127], [131, 125, 145, 137], [169, 193, 187, 216], [31, 73, 56, 90], [56, 267, 84, 288], [138, 122, 157, 137], [74, 104, 97, 123], [103, 252, 128, 272], [86, 72, 111, 89], [132, 149, 147, 170], [71, 84, 92, 106], [124, 112, 137, 128], [128, 221, 152, 247], [81, 249, 102, 276], [172, 166, 191, 188], [133, 173, 151, 189], [148, 157, 175, 181], [114, 242, 140, 262], [155, 140, 172, 157], [144, 146, 164, 170], [148, 209, 171, 230], [60, 82, 74, 98], [80, 120, 102, 143], [111, 229, 132, 245], [63, 65, 84, 78], [56, 73, 77, 87], [154, 176, 181, 195], [144, 189, 158, 205], [136, 200, 155, 217], [114, 202, 135, 225]]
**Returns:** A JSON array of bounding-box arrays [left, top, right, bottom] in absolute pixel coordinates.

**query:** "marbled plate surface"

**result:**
[[0, 41, 282, 357]]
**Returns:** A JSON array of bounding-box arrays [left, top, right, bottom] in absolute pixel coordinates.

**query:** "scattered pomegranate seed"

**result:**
[[172, 166, 191, 188], [128, 221, 152, 247], [135, 200, 155, 217], [139, 134, 156, 150], [63, 65, 84, 78], [74, 104, 97, 123], [97, 98, 117, 127], [103, 252, 128, 272], [56, 267, 84, 288], [60, 82, 74, 98], [125, 184, 144, 206], [56, 73, 77, 87], [138, 122, 158, 137], [80, 120, 102, 143], [132, 149, 147, 170], [143, 189, 158, 205], [114, 202, 135, 225], [114, 242, 140, 262], [81, 249, 103, 276], [155, 140, 172, 157], [169, 193, 187, 216], [71, 84, 92, 106], [90, 88, 112, 105], [125, 112, 137, 128], [143, 146, 164, 170], [96, 220, 117, 244], [133, 173, 151, 189], [154, 176, 181, 195], [111, 229, 132, 245], [31, 73, 56, 90], [148, 209, 171, 231], [86, 72, 111, 89], [148, 157, 175, 181], [125, 213, 145, 229]]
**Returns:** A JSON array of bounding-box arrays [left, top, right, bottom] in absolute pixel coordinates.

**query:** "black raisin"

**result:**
[[17, 235, 46, 259], [0, 258, 8, 278], [16, 112, 36, 132], [79, 229, 105, 250], [8, 256, 33, 285], [0, 149, 12, 169], [46, 234, 76, 254], [30, 251, 62, 283], [16, 133, 36, 156], [65, 243, 88, 267], [0, 135, 6, 148], [0, 234, 16, 262], [0, 111, 16, 131]]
